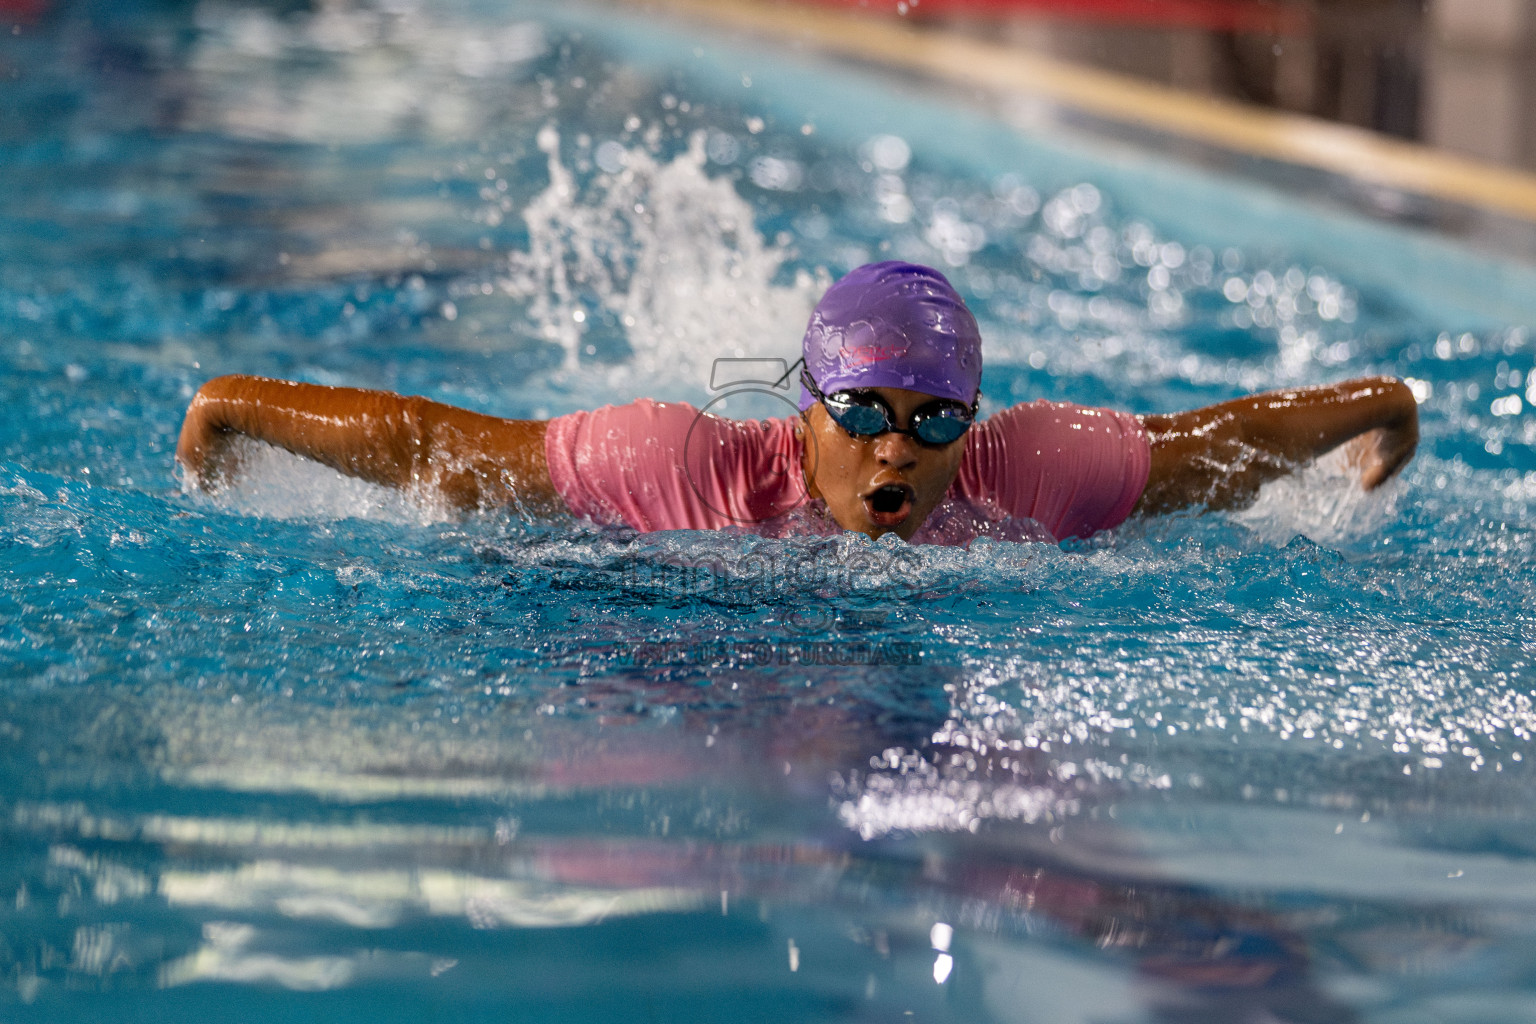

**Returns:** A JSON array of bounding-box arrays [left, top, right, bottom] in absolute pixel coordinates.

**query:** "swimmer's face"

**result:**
[[800, 386, 967, 542]]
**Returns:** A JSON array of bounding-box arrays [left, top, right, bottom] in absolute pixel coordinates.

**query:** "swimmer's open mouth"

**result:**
[[863, 483, 915, 528]]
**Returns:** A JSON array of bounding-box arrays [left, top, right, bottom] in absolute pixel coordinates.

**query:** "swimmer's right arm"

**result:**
[[176, 374, 560, 512]]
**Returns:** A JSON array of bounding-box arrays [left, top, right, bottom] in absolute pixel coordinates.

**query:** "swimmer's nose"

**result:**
[[873, 431, 920, 470]]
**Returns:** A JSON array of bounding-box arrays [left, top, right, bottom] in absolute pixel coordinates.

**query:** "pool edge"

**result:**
[[616, 0, 1536, 229]]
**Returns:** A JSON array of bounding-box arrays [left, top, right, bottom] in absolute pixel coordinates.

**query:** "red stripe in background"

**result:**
[[0, 0, 48, 24], [793, 0, 1312, 37]]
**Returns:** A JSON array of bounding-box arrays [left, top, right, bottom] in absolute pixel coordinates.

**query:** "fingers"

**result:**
[[1361, 442, 1414, 490], [1357, 427, 1417, 491]]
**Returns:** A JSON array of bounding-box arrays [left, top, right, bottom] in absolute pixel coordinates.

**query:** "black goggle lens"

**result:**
[[911, 408, 972, 445], [824, 391, 974, 446], [825, 400, 889, 437]]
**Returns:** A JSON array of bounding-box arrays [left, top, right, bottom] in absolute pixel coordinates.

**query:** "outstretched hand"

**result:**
[[1342, 416, 1419, 491]]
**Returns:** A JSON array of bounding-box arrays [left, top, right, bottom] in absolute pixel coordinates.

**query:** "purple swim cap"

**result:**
[[798, 261, 982, 412]]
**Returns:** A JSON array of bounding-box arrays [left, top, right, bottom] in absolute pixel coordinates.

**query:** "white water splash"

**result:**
[[1233, 444, 1404, 546], [182, 438, 454, 525], [503, 128, 825, 382]]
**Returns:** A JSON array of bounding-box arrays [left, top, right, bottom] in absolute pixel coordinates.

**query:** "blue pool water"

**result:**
[[4, 0, 1536, 1021]]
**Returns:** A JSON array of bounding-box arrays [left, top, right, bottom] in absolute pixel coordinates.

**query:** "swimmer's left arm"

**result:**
[[1134, 376, 1418, 516]]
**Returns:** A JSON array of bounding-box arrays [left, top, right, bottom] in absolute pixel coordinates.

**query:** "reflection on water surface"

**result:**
[[2, 0, 1536, 1022]]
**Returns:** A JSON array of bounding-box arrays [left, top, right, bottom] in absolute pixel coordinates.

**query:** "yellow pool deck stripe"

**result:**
[[632, 0, 1536, 225]]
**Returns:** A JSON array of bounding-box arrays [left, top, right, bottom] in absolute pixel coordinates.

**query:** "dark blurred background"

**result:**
[[2, 0, 1531, 171], [793, 0, 1536, 173]]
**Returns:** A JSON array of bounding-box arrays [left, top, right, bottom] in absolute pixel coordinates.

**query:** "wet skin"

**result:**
[[179, 374, 1418, 534], [797, 386, 967, 542]]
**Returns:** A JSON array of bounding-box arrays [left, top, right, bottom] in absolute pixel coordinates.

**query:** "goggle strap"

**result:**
[[774, 356, 805, 391]]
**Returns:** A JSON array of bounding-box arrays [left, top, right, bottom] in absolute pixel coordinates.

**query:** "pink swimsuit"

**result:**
[[545, 399, 1150, 544]]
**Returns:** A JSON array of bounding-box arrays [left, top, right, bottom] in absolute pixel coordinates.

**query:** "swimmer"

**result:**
[[176, 261, 1419, 544]]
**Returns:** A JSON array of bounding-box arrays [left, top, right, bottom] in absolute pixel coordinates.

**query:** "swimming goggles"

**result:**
[[799, 367, 978, 446]]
